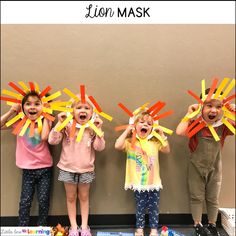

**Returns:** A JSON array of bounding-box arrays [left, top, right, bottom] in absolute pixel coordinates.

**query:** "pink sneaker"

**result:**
[[69, 228, 79, 236], [80, 227, 92, 236]]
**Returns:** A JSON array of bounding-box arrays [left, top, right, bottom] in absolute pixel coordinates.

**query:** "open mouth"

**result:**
[[29, 111, 37, 115], [140, 128, 148, 134], [208, 114, 217, 120], [79, 114, 87, 120]]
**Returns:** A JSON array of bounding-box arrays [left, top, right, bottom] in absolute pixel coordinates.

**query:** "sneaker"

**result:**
[[69, 228, 79, 236], [80, 227, 92, 236], [194, 224, 212, 236], [207, 223, 220, 236]]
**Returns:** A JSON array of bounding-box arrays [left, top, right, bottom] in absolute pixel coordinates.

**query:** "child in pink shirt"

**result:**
[[1, 91, 53, 226], [49, 98, 105, 236]]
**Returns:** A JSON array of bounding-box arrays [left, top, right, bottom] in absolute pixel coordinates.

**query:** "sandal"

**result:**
[[69, 228, 79, 236], [135, 229, 144, 236], [80, 226, 92, 236]]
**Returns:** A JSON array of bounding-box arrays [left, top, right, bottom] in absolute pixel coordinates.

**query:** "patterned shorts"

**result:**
[[58, 169, 95, 184]]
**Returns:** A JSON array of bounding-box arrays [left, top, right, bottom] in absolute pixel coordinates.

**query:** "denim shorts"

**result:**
[[58, 169, 95, 184]]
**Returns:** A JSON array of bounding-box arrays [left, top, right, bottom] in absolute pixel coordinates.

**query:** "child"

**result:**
[[1, 91, 53, 226], [48, 98, 105, 236], [176, 88, 235, 236], [115, 111, 170, 236]]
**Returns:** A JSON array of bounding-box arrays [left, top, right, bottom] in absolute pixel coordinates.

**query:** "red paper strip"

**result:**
[[0, 96, 21, 103], [80, 85, 85, 103], [153, 110, 174, 121], [150, 102, 166, 117], [186, 116, 203, 134], [29, 82, 35, 92], [223, 94, 236, 104], [118, 103, 133, 117], [39, 86, 52, 98], [147, 101, 165, 114], [8, 82, 26, 96], [187, 122, 206, 138], [188, 90, 203, 104], [88, 96, 102, 113]]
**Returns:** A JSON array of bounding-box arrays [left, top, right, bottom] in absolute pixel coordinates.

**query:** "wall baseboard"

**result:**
[[0, 213, 221, 227]]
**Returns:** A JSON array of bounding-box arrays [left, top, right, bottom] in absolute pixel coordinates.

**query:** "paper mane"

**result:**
[[182, 77, 235, 141], [116, 101, 174, 147], [55, 85, 113, 142], [0, 81, 63, 137]]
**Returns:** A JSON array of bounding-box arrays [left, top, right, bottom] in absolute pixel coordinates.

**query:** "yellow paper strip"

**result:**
[[50, 101, 73, 106], [34, 82, 40, 93], [219, 79, 235, 100], [184, 105, 202, 120], [156, 125, 173, 135], [42, 107, 53, 114], [94, 109, 113, 121], [207, 124, 220, 141], [76, 125, 86, 142], [222, 107, 235, 121], [63, 88, 80, 101], [88, 121, 103, 137], [2, 89, 22, 99], [152, 131, 167, 147], [6, 112, 24, 127], [222, 118, 235, 135], [6, 101, 15, 106], [213, 77, 230, 99], [55, 114, 73, 132], [133, 102, 149, 115], [18, 81, 30, 92], [19, 119, 31, 136], [41, 91, 61, 102], [201, 80, 206, 101], [37, 117, 43, 133], [50, 105, 73, 113]]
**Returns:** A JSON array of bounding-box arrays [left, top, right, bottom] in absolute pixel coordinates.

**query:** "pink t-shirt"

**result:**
[[48, 124, 105, 173], [13, 122, 53, 169]]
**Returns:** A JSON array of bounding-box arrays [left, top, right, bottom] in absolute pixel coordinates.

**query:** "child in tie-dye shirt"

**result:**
[[115, 111, 170, 236]]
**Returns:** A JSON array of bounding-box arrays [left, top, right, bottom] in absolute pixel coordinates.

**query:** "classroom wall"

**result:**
[[1, 25, 235, 217]]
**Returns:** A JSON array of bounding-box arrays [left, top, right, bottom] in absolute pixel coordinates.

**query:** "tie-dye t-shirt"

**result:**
[[13, 121, 52, 169], [124, 139, 163, 192]]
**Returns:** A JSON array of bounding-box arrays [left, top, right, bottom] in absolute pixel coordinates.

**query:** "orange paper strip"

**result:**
[[131, 130, 137, 148], [80, 85, 85, 103], [206, 78, 219, 101], [12, 116, 28, 135], [118, 103, 133, 117], [41, 112, 55, 121], [29, 82, 35, 92], [29, 121, 35, 137], [115, 125, 129, 132], [188, 90, 203, 104], [0, 96, 21, 103], [88, 96, 102, 113], [153, 110, 174, 121], [8, 82, 26, 96], [187, 122, 206, 138], [39, 86, 52, 98], [70, 119, 77, 139]]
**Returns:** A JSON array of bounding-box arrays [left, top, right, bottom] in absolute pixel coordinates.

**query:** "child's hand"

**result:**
[[94, 117, 103, 128], [187, 104, 199, 114], [154, 126, 166, 138], [57, 112, 67, 123], [10, 103, 21, 113], [126, 124, 135, 134], [227, 103, 235, 112]]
